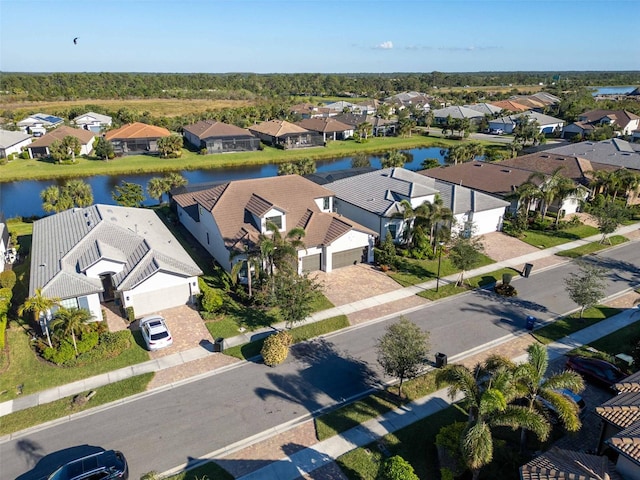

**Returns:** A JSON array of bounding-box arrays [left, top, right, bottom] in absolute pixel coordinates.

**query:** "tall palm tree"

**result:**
[[503, 343, 584, 452], [425, 194, 453, 247], [40, 185, 73, 214], [18, 288, 60, 348], [528, 167, 569, 220], [552, 176, 579, 226], [230, 241, 261, 298], [50, 307, 94, 355], [617, 169, 640, 207], [507, 180, 541, 215], [436, 359, 550, 480], [391, 199, 431, 247], [64, 180, 94, 208], [147, 177, 167, 205]]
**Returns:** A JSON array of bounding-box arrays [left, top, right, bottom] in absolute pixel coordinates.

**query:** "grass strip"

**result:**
[[389, 253, 495, 287], [532, 305, 622, 345], [519, 225, 600, 249], [570, 317, 640, 363], [417, 267, 520, 301], [223, 315, 350, 360], [0, 373, 153, 436], [315, 371, 437, 441], [161, 462, 234, 480], [555, 235, 628, 258]]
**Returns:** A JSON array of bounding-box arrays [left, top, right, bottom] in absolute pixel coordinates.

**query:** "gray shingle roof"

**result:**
[[30, 205, 202, 299], [325, 168, 508, 217], [544, 139, 640, 170], [0, 129, 32, 148]]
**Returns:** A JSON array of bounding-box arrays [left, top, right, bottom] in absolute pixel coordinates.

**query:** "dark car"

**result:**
[[565, 356, 625, 389], [47, 450, 128, 480]]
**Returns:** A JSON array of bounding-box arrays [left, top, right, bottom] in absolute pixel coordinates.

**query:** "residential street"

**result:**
[[3, 242, 640, 480]]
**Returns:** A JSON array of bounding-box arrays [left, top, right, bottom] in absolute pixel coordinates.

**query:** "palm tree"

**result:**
[[41, 185, 73, 214], [64, 180, 94, 207], [529, 167, 569, 220], [552, 176, 579, 226], [391, 199, 430, 246], [18, 288, 60, 348], [50, 307, 94, 355], [147, 177, 167, 205], [617, 169, 640, 207], [436, 359, 550, 480], [507, 180, 541, 215], [230, 241, 261, 298], [381, 150, 406, 168], [268, 223, 306, 273], [507, 343, 585, 452], [425, 194, 453, 247]]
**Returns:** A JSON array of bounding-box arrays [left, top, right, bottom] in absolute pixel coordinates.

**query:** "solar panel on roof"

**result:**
[[37, 115, 61, 123]]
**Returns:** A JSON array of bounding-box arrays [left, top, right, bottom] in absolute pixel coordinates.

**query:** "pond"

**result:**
[[0, 146, 447, 219]]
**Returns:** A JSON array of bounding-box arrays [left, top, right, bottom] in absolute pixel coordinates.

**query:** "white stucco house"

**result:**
[[0, 130, 32, 158], [73, 112, 113, 133], [16, 113, 64, 136], [29, 205, 202, 324], [172, 175, 377, 275], [489, 111, 564, 135], [26, 126, 95, 159], [322, 168, 510, 242]]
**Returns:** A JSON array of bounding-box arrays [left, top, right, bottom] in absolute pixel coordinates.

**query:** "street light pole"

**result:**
[[436, 241, 444, 292]]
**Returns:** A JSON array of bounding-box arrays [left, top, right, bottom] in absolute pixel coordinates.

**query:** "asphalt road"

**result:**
[[3, 242, 639, 480]]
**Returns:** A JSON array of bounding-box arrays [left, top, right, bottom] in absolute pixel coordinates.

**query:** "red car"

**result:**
[[565, 356, 625, 390]]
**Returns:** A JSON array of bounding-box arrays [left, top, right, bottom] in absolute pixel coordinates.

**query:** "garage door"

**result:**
[[130, 283, 192, 317], [301, 253, 321, 272], [332, 248, 363, 269]]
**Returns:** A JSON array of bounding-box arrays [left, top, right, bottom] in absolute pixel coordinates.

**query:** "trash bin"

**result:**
[[213, 337, 225, 353], [522, 263, 534, 278], [435, 352, 448, 368], [526, 316, 536, 331]]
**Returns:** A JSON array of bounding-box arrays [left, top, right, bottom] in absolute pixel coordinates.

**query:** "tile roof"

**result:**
[[29, 205, 202, 299], [432, 105, 485, 119], [616, 371, 640, 393], [607, 422, 640, 463], [295, 117, 354, 133], [325, 167, 508, 217], [172, 175, 376, 253], [73, 112, 112, 124], [492, 111, 564, 127], [0, 129, 32, 148], [248, 120, 309, 137], [490, 100, 530, 112], [500, 152, 617, 184], [464, 103, 503, 115], [578, 110, 640, 126], [544, 139, 640, 171], [27, 125, 94, 147], [596, 392, 640, 429], [519, 446, 620, 480], [182, 120, 255, 139], [105, 122, 170, 140]]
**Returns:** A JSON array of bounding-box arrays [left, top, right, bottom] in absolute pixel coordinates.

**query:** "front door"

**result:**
[[100, 274, 115, 302]]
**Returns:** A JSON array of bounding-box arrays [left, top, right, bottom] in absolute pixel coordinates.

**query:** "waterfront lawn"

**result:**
[[532, 305, 622, 345], [555, 235, 628, 258], [519, 224, 600, 249], [390, 253, 495, 287]]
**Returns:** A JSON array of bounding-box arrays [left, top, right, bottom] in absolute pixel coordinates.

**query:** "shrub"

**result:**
[[200, 148, 207, 155], [76, 330, 99, 354], [0, 315, 7, 349], [199, 279, 224, 314], [125, 306, 135, 323], [43, 340, 76, 365], [261, 331, 293, 367], [20, 151, 29, 159], [0, 270, 17, 289], [379, 455, 419, 480], [0, 157, 7, 165], [435, 422, 466, 478], [494, 283, 518, 297]]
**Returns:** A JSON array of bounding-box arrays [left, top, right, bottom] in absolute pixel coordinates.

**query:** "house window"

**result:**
[[387, 224, 397, 239], [323, 197, 330, 210], [60, 298, 79, 309], [266, 215, 282, 230]]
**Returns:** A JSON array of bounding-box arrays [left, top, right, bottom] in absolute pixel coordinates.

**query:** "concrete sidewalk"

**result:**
[[0, 223, 637, 420], [235, 307, 640, 480]]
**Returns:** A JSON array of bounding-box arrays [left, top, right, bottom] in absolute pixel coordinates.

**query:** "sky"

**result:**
[[1, 0, 638, 73]]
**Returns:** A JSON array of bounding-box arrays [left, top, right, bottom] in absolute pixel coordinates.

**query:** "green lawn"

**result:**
[[532, 305, 623, 345], [0, 326, 149, 400], [571, 317, 640, 363], [389, 253, 495, 287], [519, 225, 600, 249], [0, 373, 153, 436], [158, 462, 234, 480], [417, 267, 520, 301], [555, 235, 628, 258], [223, 315, 350, 360]]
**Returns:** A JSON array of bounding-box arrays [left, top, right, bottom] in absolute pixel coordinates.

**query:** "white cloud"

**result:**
[[374, 41, 393, 50]]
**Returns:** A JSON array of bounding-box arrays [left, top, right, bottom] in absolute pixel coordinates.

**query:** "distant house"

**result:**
[[248, 120, 323, 149], [464, 103, 502, 116], [432, 106, 485, 125], [352, 99, 380, 116], [324, 100, 356, 113], [172, 175, 376, 274], [27, 125, 95, 159], [29, 205, 202, 322], [332, 113, 398, 137], [573, 109, 640, 136], [488, 111, 564, 135], [0, 129, 32, 158], [16, 113, 64, 137], [561, 121, 597, 140], [384, 91, 433, 112], [72, 112, 113, 133], [295, 118, 354, 141], [182, 120, 260, 154], [322, 167, 509, 241], [489, 99, 529, 113], [105, 122, 171, 156]]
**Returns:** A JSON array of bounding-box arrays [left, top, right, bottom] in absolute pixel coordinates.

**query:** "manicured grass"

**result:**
[[532, 305, 623, 345], [336, 405, 465, 480], [162, 462, 234, 480], [0, 326, 149, 400], [389, 253, 495, 287], [0, 373, 153, 435], [573, 317, 640, 361], [0, 136, 444, 182], [519, 225, 600, 249], [417, 267, 520, 301], [555, 235, 628, 258], [223, 315, 349, 360], [315, 372, 438, 441]]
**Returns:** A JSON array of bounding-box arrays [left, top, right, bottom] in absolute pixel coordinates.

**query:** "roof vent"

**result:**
[[501, 169, 511, 173]]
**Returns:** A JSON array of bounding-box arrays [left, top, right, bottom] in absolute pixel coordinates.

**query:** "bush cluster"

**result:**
[[199, 278, 224, 314], [379, 455, 419, 480], [41, 330, 131, 366], [261, 331, 293, 367], [494, 283, 518, 297]]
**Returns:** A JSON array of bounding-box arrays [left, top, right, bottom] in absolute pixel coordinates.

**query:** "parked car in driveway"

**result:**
[[48, 449, 128, 480], [139, 315, 173, 351], [565, 355, 625, 390]]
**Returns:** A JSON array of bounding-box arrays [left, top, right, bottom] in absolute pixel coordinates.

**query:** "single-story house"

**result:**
[[322, 167, 509, 241], [29, 205, 202, 323], [324, 100, 356, 113], [295, 118, 354, 141], [0, 213, 8, 273], [432, 106, 485, 125], [561, 121, 597, 140], [27, 125, 95, 159], [489, 100, 529, 113], [575, 109, 640, 136], [464, 103, 502, 116], [248, 120, 324, 149], [289, 103, 335, 118], [72, 112, 113, 133], [332, 113, 398, 137], [182, 120, 260, 154], [16, 113, 64, 136], [488, 111, 564, 135], [352, 99, 379, 116], [172, 175, 377, 274], [105, 122, 171, 155], [535, 138, 640, 172], [0, 129, 32, 158]]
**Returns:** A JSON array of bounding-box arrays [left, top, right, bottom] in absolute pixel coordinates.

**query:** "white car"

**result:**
[[139, 315, 173, 351]]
